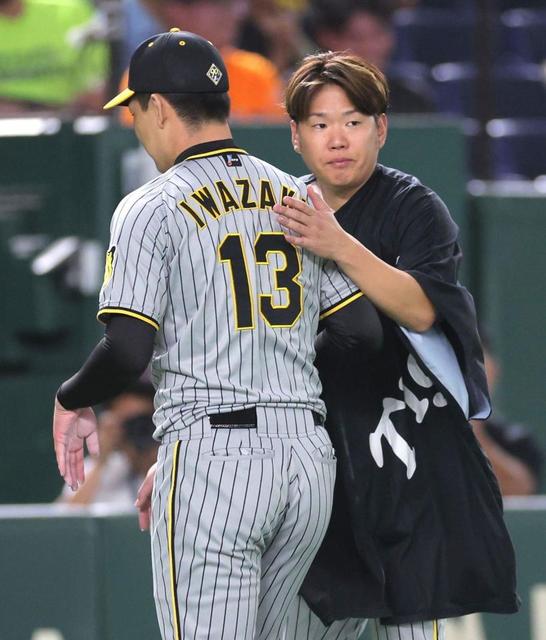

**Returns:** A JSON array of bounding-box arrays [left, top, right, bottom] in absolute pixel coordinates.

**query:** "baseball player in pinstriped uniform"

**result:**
[[52, 31, 381, 640]]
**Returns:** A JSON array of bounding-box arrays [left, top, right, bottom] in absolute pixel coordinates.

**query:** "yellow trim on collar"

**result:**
[[185, 147, 248, 161]]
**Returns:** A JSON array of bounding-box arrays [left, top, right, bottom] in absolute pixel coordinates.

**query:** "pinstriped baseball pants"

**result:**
[[150, 423, 336, 640], [283, 596, 446, 640]]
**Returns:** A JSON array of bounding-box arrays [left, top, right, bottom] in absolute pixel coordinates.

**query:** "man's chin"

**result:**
[[323, 172, 359, 190]]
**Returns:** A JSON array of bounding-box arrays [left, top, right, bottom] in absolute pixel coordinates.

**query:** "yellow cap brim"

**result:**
[[103, 88, 135, 110]]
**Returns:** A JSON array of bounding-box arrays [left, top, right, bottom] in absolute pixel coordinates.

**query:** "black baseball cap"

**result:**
[[103, 28, 229, 110]]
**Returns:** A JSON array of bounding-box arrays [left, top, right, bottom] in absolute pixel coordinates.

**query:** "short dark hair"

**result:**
[[285, 51, 389, 121], [134, 92, 230, 127]]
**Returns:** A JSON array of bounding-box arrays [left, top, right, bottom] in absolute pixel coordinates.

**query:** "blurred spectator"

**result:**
[[237, 0, 314, 78], [472, 335, 543, 496], [0, 0, 109, 115], [118, 0, 285, 124], [303, 0, 436, 113], [117, 0, 162, 81], [58, 381, 155, 505]]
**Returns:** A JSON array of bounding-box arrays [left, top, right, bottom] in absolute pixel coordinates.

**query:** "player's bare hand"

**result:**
[[53, 398, 99, 491], [135, 462, 157, 531], [273, 184, 350, 260]]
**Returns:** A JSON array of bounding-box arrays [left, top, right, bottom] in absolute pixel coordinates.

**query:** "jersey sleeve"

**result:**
[[98, 191, 168, 330], [394, 188, 490, 418], [318, 259, 363, 320], [395, 191, 460, 283]]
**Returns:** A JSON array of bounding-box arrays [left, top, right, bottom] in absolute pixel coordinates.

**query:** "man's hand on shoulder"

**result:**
[[274, 184, 351, 260]]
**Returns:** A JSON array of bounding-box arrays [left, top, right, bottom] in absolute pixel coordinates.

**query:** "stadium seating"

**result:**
[[393, 9, 481, 66], [501, 9, 546, 65], [388, 61, 432, 84], [417, 0, 475, 9], [431, 62, 546, 119], [496, 0, 546, 10], [487, 118, 546, 179]]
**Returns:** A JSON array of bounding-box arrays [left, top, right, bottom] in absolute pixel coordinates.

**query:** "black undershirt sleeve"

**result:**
[[56, 315, 156, 410], [316, 295, 383, 356], [57, 298, 379, 410]]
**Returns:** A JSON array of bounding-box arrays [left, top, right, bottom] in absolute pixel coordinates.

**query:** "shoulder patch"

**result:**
[[102, 246, 116, 288]]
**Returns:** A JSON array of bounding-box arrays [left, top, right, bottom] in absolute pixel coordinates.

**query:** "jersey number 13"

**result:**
[[219, 232, 303, 330]]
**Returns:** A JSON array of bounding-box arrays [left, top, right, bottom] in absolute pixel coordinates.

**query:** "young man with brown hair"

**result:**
[[274, 51, 519, 640]]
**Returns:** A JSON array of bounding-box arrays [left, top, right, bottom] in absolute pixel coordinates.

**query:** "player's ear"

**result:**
[[376, 113, 388, 149], [150, 94, 167, 128], [290, 120, 300, 154]]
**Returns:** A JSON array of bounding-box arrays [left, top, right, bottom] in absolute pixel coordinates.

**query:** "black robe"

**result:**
[[301, 165, 520, 624]]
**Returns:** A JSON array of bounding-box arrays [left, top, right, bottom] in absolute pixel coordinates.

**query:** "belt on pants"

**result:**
[[208, 407, 324, 428]]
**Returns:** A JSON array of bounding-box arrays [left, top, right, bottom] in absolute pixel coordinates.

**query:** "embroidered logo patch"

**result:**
[[223, 153, 242, 167], [207, 64, 223, 86]]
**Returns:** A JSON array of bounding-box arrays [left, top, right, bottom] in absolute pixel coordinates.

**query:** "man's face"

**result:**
[[291, 84, 387, 200], [317, 11, 394, 71]]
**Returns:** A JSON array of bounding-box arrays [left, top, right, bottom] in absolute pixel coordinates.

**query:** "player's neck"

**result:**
[[176, 121, 233, 158], [318, 167, 376, 211], [319, 183, 360, 211]]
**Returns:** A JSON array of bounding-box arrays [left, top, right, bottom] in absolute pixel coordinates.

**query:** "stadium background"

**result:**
[[0, 0, 545, 638]]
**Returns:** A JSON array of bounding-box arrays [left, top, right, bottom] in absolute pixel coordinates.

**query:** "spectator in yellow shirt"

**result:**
[[0, 0, 108, 115]]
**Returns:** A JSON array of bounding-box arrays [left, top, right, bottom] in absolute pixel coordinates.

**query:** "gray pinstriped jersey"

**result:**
[[98, 142, 360, 439]]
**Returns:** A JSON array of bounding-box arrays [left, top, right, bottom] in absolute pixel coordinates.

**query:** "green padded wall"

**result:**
[[0, 509, 99, 640], [470, 192, 546, 480], [0, 120, 138, 503], [0, 502, 544, 640], [0, 119, 138, 377], [0, 508, 160, 640], [0, 374, 65, 503]]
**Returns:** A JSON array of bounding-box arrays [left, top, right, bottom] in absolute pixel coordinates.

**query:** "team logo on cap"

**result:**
[[207, 64, 223, 86]]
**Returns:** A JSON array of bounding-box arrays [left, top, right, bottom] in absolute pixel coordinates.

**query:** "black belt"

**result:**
[[208, 407, 323, 427]]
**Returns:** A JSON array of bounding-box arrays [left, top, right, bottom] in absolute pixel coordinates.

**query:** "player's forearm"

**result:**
[[57, 315, 155, 410], [335, 235, 436, 332]]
